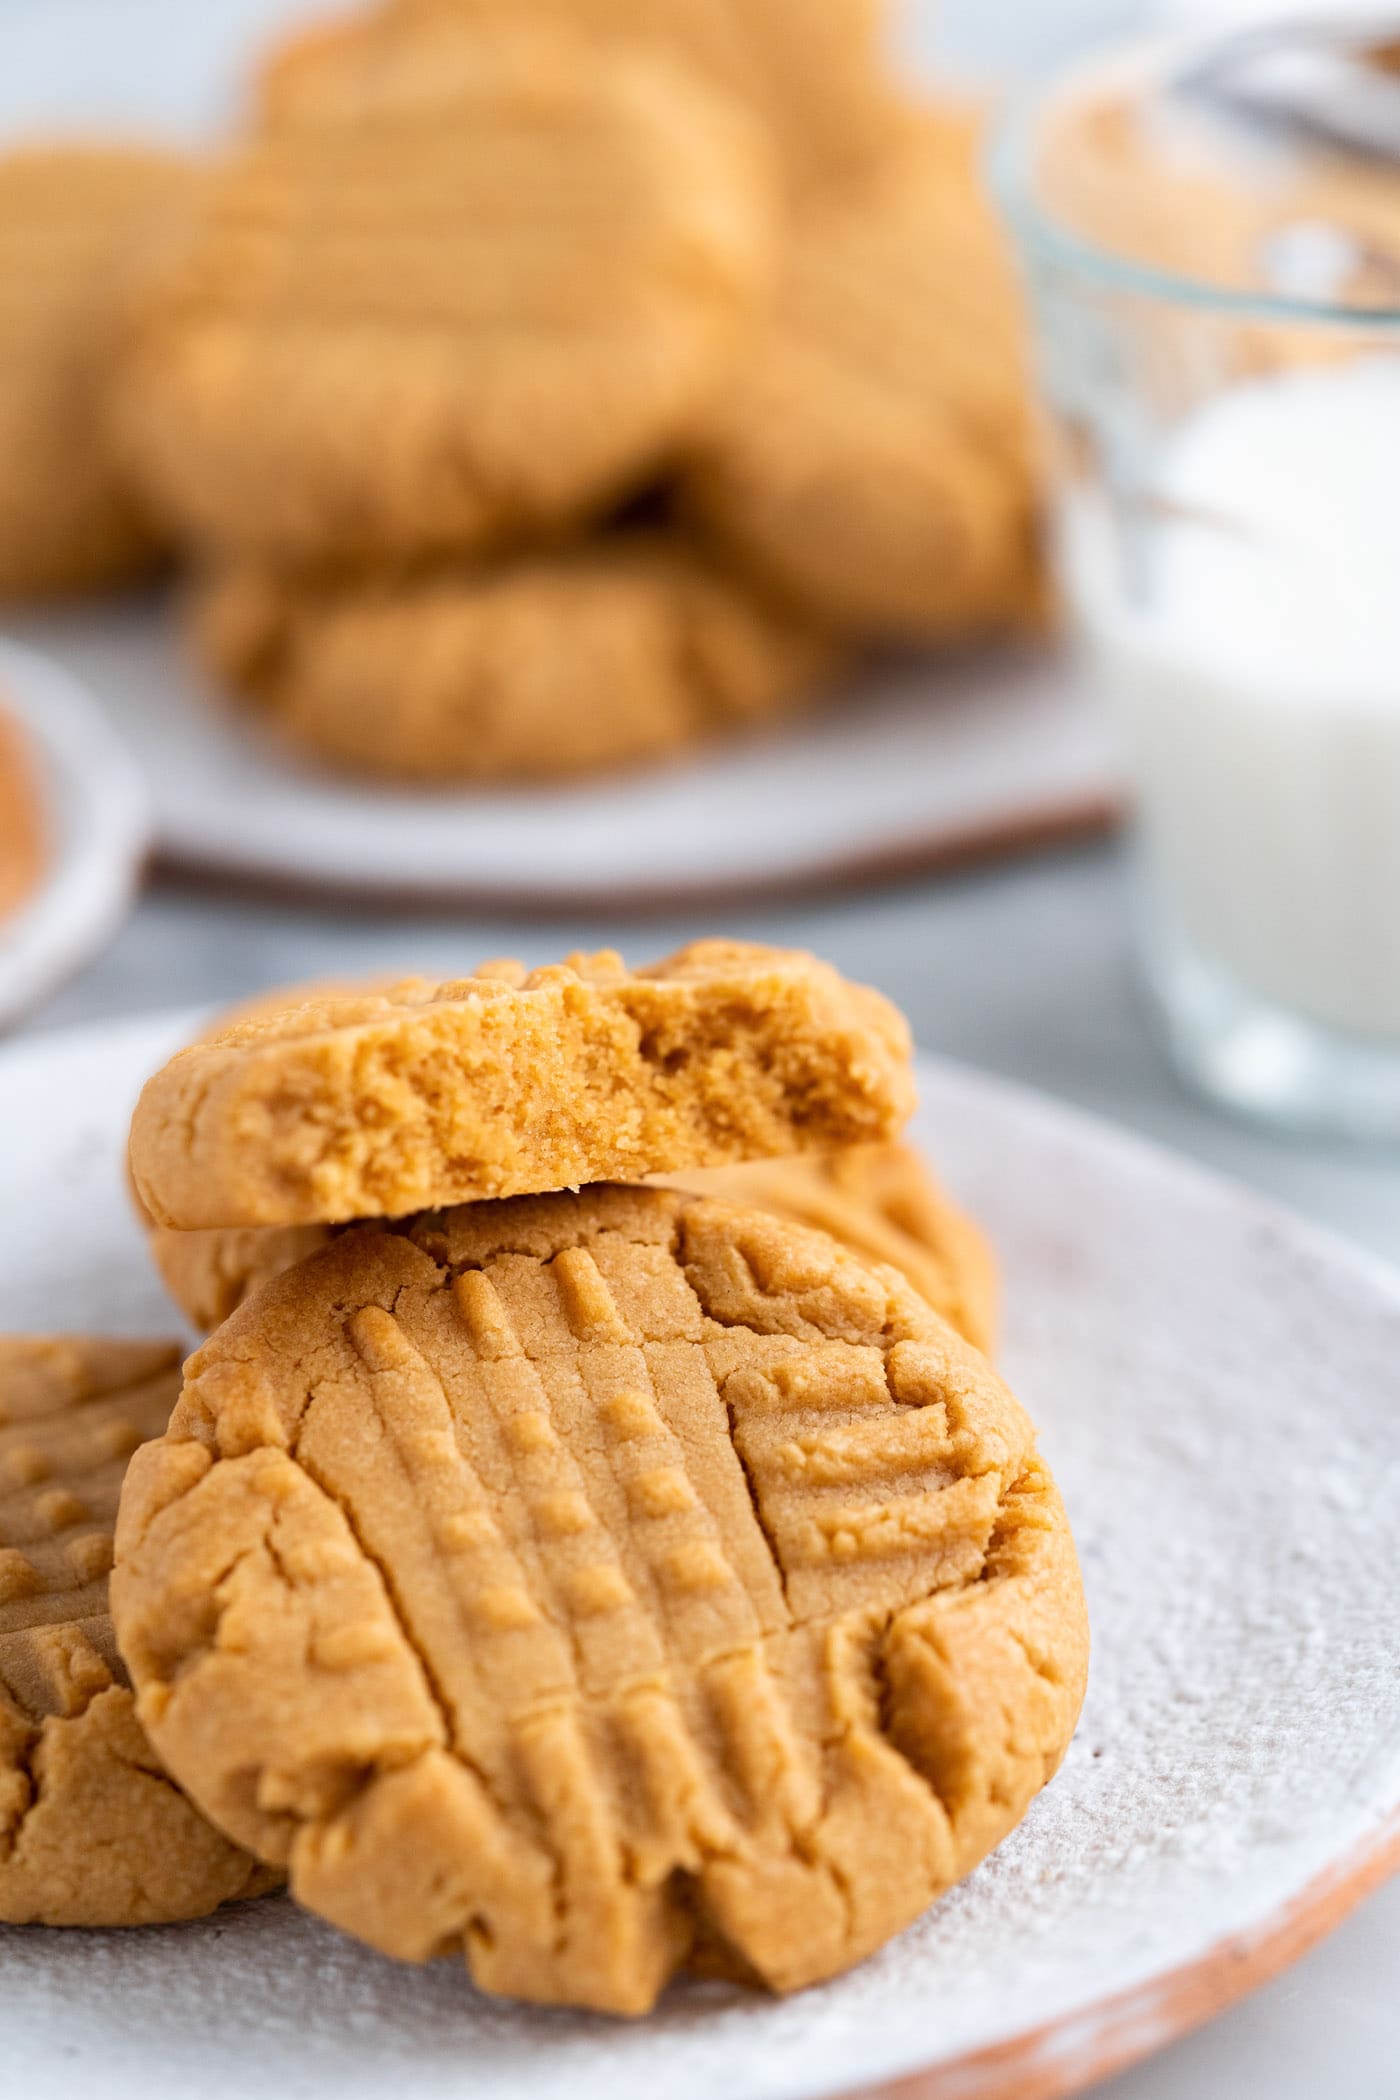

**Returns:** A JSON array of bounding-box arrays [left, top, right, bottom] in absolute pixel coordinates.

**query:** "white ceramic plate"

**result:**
[[1, 1014, 1397, 2100], [0, 641, 149, 1031], [8, 598, 1119, 909]]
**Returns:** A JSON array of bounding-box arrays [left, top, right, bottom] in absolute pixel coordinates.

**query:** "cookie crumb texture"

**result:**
[[113, 1189, 1086, 2011], [0, 1338, 272, 1925], [128, 942, 917, 1232]]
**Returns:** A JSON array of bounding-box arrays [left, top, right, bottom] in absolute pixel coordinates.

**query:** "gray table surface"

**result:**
[[14, 840, 1400, 2100]]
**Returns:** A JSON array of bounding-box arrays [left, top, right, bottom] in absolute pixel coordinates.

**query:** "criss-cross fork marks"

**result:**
[[116, 1191, 1083, 2008], [327, 1235, 997, 1705], [0, 1343, 180, 1642], [267, 1218, 1017, 1997]]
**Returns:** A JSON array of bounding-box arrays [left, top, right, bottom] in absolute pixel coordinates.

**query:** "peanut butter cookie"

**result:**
[[0, 1337, 272, 1924], [0, 707, 45, 922], [116, 34, 776, 567], [128, 943, 915, 1233], [0, 145, 191, 600], [146, 1220, 337, 1339], [684, 110, 1046, 640], [259, 0, 899, 191], [112, 1187, 1086, 2010], [679, 1144, 998, 1357], [193, 536, 834, 785], [146, 1144, 997, 1356]]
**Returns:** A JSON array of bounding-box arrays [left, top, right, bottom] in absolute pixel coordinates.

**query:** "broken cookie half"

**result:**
[[128, 941, 917, 1233]]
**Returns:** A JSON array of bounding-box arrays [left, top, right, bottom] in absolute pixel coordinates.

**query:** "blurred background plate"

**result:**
[[0, 641, 149, 1028], [0, 1014, 1397, 2098], [9, 598, 1119, 908]]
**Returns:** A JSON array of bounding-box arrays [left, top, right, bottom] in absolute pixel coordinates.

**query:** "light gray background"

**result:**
[[3, 0, 1398, 2093]]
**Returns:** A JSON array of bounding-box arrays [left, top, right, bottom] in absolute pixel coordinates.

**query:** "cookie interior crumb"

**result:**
[[128, 942, 917, 1231]]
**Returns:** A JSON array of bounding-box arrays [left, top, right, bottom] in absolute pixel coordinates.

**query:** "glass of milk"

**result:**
[[995, 23, 1400, 1135]]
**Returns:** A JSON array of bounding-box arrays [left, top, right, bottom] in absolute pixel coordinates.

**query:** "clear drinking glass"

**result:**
[[994, 25, 1400, 1136]]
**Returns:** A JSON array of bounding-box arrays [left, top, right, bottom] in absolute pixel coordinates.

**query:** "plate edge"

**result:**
[[840, 1813, 1400, 2100]]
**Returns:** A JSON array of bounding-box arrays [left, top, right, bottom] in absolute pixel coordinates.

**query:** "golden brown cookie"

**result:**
[[0, 145, 193, 600], [259, 0, 899, 191], [128, 942, 916, 1232], [678, 1145, 998, 1357], [193, 535, 835, 785], [684, 109, 1046, 640], [0, 707, 45, 922], [146, 1221, 335, 1338], [115, 33, 777, 568], [134, 986, 982, 1343], [147, 1144, 997, 1356], [112, 1186, 1086, 2010], [0, 1336, 272, 1925]]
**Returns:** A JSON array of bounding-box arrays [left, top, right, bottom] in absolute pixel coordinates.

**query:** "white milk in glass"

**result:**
[[1065, 355, 1400, 1042]]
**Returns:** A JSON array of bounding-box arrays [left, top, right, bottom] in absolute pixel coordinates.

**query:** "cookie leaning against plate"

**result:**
[[128, 942, 916, 1232], [145, 1143, 998, 1356], [112, 1187, 1086, 2011], [684, 109, 1045, 641], [260, 0, 899, 191], [0, 1337, 272, 1925], [193, 535, 836, 785], [114, 32, 777, 568], [0, 145, 193, 601]]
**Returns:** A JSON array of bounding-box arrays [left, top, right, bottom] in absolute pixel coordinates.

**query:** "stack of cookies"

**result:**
[[0, 1, 1044, 787], [2, 941, 1088, 2010]]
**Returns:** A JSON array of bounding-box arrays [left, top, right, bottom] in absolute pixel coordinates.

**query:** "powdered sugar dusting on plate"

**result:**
[[0, 1026, 1395, 2100]]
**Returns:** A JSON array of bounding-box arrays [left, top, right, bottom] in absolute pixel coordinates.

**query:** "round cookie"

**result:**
[[112, 1186, 1087, 2011], [258, 0, 899, 191], [145, 1143, 998, 1356], [683, 110, 1046, 641], [193, 535, 835, 785], [116, 34, 777, 567], [0, 145, 192, 600], [0, 706, 45, 922], [128, 942, 916, 1233], [0, 1337, 273, 1925]]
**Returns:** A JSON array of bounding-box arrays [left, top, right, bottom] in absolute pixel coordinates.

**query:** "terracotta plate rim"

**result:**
[[842, 1813, 1400, 2100]]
